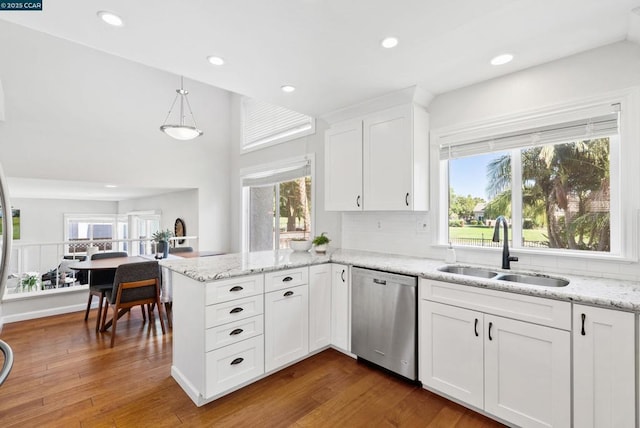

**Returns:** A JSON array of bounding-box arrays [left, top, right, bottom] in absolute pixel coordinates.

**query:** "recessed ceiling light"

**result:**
[[281, 85, 296, 93], [490, 53, 514, 66], [104, 184, 117, 188], [381, 37, 399, 49], [97, 11, 124, 27], [207, 56, 225, 66]]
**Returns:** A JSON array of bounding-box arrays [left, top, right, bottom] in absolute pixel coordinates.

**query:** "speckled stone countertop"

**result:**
[[161, 248, 640, 312]]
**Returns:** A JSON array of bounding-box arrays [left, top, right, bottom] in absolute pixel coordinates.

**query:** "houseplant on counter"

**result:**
[[312, 232, 331, 253], [152, 229, 174, 259]]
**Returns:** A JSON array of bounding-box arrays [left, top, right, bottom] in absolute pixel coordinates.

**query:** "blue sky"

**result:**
[[449, 153, 505, 200]]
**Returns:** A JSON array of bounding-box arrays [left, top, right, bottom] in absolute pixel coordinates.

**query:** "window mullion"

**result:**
[[274, 184, 280, 250], [511, 149, 523, 249]]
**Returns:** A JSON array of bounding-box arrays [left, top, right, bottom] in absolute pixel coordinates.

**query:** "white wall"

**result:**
[[118, 189, 201, 247], [229, 94, 341, 252], [341, 41, 640, 281], [0, 20, 232, 251]]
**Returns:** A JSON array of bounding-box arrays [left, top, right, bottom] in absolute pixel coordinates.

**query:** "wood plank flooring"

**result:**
[[0, 310, 505, 427]]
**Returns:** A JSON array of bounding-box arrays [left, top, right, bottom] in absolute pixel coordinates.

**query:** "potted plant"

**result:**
[[20, 272, 39, 292], [312, 232, 331, 253], [152, 229, 174, 259]]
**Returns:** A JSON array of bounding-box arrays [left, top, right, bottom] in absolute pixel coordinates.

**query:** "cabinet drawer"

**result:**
[[420, 279, 571, 330], [205, 335, 264, 398], [206, 275, 264, 305], [206, 315, 264, 352], [264, 267, 308, 292], [206, 294, 264, 328]]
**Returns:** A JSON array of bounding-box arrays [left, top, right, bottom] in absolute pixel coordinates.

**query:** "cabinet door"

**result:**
[[325, 120, 363, 211], [420, 301, 484, 409], [363, 104, 413, 211], [264, 284, 309, 372], [484, 315, 570, 428], [309, 264, 332, 352], [573, 304, 635, 428], [330, 264, 350, 352]]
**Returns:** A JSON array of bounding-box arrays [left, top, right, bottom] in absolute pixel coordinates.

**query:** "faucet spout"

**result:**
[[492, 216, 518, 269]]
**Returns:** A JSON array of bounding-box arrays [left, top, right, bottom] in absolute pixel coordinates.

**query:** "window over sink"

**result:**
[[434, 95, 637, 258]]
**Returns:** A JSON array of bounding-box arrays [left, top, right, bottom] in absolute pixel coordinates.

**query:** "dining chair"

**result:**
[[84, 251, 128, 331], [100, 261, 166, 347]]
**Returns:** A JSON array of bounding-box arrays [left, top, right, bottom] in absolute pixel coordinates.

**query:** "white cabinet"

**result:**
[[420, 279, 571, 428], [325, 121, 363, 211], [264, 270, 309, 372], [573, 304, 635, 428], [330, 263, 350, 352], [324, 103, 429, 211], [309, 264, 332, 352]]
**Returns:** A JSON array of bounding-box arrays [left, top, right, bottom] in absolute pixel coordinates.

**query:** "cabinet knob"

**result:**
[[230, 357, 244, 366]]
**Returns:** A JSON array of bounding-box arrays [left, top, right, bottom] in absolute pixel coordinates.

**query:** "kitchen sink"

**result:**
[[438, 265, 499, 279], [496, 274, 569, 287]]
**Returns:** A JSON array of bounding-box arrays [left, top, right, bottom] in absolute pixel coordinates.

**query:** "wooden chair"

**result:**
[[100, 261, 166, 347], [84, 252, 128, 331]]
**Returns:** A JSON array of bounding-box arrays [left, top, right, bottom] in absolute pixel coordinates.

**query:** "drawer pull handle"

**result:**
[[341, 269, 345, 282], [488, 322, 493, 341], [230, 328, 243, 336], [284, 291, 294, 297], [581, 313, 586, 336], [230, 307, 244, 314], [282, 276, 293, 282], [405, 192, 410, 206], [230, 357, 244, 366], [474, 318, 478, 337], [373, 278, 386, 285], [356, 195, 361, 207], [230, 286, 244, 292]]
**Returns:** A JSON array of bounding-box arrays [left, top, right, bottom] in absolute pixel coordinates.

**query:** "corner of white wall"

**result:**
[[0, 78, 5, 121]]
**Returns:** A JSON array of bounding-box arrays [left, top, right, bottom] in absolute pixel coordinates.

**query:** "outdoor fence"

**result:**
[[450, 237, 549, 248]]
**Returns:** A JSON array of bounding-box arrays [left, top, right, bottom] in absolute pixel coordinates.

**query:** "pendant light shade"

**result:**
[[160, 77, 203, 140]]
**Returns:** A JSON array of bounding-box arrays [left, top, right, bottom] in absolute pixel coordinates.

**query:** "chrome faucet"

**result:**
[[492, 216, 518, 269]]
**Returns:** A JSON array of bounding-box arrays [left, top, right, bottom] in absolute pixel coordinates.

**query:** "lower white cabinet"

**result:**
[[264, 283, 309, 372], [309, 264, 332, 352], [420, 279, 571, 428], [330, 263, 350, 352], [573, 304, 636, 428]]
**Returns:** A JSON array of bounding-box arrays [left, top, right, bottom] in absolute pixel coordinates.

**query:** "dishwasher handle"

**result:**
[[372, 278, 387, 285]]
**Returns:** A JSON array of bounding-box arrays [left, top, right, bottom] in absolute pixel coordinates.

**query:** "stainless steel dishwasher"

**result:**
[[351, 267, 417, 381]]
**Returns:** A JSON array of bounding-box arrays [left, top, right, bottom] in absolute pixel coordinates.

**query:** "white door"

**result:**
[[264, 284, 309, 372], [363, 104, 413, 211], [324, 121, 363, 211], [330, 264, 350, 352], [420, 301, 484, 409], [309, 264, 332, 352], [484, 315, 570, 428], [573, 304, 635, 428]]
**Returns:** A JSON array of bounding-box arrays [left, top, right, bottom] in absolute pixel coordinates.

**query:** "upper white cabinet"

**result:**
[[325, 121, 363, 211], [573, 304, 635, 428], [324, 102, 429, 211]]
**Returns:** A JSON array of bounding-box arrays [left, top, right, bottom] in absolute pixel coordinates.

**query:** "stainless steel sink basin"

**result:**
[[438, 266, 499, 279], [496, 274, 569, 287]]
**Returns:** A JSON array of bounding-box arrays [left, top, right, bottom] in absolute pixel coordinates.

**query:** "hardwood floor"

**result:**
[[0, 310, 505, 427]]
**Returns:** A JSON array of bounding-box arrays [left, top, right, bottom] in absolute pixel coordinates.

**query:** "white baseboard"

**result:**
[[1, 303, 88, 324]]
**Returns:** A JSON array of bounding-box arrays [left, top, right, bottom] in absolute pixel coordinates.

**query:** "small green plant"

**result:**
[[312, 232, 330, 246], [20, 273, 39, 292], [152, 229, 174, 242]]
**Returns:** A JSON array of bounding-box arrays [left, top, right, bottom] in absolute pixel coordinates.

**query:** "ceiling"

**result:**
[[2, 1, 640, 200], [2, 0, 640, 118]]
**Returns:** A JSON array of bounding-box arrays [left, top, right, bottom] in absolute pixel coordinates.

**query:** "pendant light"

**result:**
[[160, 76, 203, 140]]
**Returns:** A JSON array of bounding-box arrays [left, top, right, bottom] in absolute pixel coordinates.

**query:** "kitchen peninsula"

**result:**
[[162, 248, 640, 427]]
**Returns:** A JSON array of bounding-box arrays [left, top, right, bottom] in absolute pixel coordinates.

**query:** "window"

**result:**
[[241, 97, 315, 152], [64, 214, 128, 254], [241, 157, 314, 252], [439, 102, 622, 255]]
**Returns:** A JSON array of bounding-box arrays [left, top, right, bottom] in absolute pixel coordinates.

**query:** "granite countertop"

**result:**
[[161, 248, 640, 312]]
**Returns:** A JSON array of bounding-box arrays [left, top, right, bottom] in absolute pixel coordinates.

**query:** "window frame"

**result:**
[[431, 88, 640, 261], [240, 154, 315, 253]]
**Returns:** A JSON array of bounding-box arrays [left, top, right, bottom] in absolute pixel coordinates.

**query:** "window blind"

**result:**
[[439, 104, 620, 160], [241, 97, 315, 150], [241, 160, 311, 188]]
